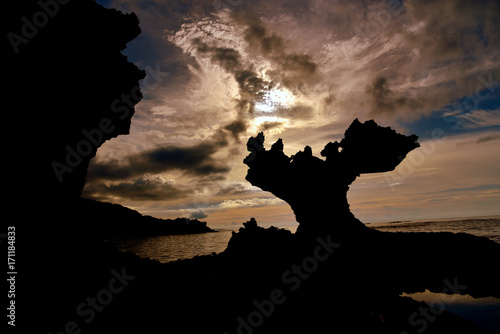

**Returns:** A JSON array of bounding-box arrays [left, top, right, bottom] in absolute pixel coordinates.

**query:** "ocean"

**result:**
[[113, 216, 500, 263], [368, 216, 500, 244], [112, 215, 500, 331]]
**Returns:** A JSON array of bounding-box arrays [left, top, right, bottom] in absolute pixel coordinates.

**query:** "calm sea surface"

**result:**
[[113, 216, 500, 263], [368, 216, 500, 244]]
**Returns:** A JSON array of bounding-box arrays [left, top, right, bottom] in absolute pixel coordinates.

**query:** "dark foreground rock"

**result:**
[[6, 0, 145, 202], [19, 214, 500, 334]]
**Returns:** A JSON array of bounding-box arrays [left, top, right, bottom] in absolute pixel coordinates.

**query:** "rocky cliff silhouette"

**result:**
[[6, 0, 145, 200], [244, 119, 419, 236], [6, 1, 500, 334]]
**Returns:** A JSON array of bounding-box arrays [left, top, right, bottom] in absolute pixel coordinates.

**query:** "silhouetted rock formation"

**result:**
[[6, 0, 145, 200], [238, 122, 500, 331], [224, 218, 295, 263], [244, 119, 420, 236]]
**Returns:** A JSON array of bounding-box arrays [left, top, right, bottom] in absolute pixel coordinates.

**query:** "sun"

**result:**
[[255, 85, 295, 113], [249, 85, 296, 134]]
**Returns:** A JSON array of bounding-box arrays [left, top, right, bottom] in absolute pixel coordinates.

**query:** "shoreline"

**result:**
[[402, 290, 500, 331]]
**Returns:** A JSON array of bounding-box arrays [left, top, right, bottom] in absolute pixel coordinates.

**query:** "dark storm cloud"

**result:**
[[224, 119, 247, 142], [193, 38, 242, 72], [88, 140, 230, 181], [243, 22, 284, 55], [233, 13, 318, 89], [259, 121, 283, 132], [403, 0, 500, 63], [84, 175, 191, 201], [366, 76, 422, 116], [366, 76, 392, 113], [235, 70, 269, 96], [87, 116, 252, 184], [144, 142, 229, 176], [281, 54, 317, 76]]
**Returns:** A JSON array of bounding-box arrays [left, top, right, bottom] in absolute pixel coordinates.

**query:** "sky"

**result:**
[[84, 0, 500, 228]]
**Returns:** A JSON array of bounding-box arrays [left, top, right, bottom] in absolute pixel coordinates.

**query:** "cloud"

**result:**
[[193, 38, 243, 72], [365, 75, 423, 116], [403, 0, 500, 63], [454, 109, 500, 129], [457, 132, 500, 147], [214, 181, 258, 197], [224, 119, 247, 142], [148, 143, 228, 175], [218, 197, 285, 209], [190, 209, 208, 219], [234, 13, 318, 90], [190, 37, 272, 114], [234, 70, 269, 97], [84, 175, 190, 201], [259, 121, 283, 132], [88, 139, 231, 181], [275, 104, 314, 120], [242, 19, 284, 55], [85, 117, 250, 202], [476, 133, 500, 144]]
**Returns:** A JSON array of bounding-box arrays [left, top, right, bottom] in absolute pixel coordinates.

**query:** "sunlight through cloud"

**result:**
[[255, 86, 295, 113]]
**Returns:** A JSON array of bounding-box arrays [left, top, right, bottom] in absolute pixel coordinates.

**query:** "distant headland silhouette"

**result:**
[[6, 1, 500, 334]]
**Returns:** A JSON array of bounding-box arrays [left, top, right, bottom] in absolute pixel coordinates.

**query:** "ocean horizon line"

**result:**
[[207, 214, 500, 231]]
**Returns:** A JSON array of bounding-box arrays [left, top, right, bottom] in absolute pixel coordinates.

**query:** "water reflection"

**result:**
[[114, 230, 234, 263], [402, 290, 500, 331]]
